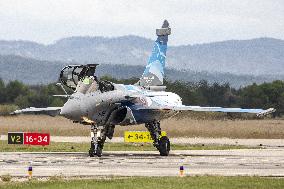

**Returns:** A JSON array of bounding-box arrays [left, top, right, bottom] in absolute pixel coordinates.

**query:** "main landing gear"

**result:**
[[89, 124, 115, 157], [88, 122, 170, 157], [145, 121, 170, 156]]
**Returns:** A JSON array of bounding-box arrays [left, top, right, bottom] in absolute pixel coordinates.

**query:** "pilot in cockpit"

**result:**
[[86, 76, 99, 93], [75, 72, 99, 94]]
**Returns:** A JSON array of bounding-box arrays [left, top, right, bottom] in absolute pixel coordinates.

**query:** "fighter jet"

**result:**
[[13, 20, 275, 157]]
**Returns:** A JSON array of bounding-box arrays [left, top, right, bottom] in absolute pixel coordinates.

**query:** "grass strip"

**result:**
[[0, 141, 259, 152], [1, 176, 284, 189]]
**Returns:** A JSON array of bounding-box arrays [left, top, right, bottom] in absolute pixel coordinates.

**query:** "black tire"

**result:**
[[158, 136, 170, 156], [89, 146, 102, 157], [89, 149, 95, 157], [96, 145, 102, 157], [89, 142, 95, 157]]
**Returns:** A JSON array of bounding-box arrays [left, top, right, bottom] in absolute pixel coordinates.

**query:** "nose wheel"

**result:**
[[89, 142, 103, 157], [89, 144, 103, 157]]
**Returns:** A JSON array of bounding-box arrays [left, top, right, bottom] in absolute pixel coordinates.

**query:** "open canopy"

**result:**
[[59, 64, 98, 90]]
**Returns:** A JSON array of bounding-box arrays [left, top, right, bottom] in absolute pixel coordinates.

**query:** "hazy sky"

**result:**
[[0, 0, 283, 45]]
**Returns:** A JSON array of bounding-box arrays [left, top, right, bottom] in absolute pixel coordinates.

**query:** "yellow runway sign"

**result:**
[[124, 131, 167, 143]]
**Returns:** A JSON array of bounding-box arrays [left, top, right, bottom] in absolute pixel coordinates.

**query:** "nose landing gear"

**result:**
[[89, 124, 115, 157], [145, 121, 170, 156], [89, 125, 106, 157]]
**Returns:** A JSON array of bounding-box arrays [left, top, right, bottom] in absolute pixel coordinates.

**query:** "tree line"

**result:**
[[0, 77, 283, 116]]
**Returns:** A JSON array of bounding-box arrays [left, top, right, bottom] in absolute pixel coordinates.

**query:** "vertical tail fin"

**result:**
[[137, 20, 171, 86]]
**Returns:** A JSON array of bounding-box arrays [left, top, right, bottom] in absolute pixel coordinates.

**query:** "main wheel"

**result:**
[[158, 136, 170, 156]]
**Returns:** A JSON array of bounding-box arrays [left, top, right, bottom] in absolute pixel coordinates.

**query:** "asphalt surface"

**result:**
[[1, 149, 284, 177]]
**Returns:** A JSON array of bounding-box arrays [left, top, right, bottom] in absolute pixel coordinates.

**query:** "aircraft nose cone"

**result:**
[[60, 99, 81, 120]]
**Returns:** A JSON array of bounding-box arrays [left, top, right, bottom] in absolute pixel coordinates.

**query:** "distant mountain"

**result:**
[[169, 38, 284, 75], [0, 36, 283, 76], [0, 55, 62, 85], [0, 55, 282, 88]]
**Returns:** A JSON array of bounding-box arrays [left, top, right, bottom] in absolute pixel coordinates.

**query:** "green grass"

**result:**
[[1, 176, 284, 189], [0, 141, 258, 152]]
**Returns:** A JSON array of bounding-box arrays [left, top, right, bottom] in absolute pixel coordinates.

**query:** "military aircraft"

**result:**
[[13, 20, 275, 157]]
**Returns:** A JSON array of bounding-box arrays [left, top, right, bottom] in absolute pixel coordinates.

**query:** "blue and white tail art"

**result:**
[[138, 20, 171, 86]]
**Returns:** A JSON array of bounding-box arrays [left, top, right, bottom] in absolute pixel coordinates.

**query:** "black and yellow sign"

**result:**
[[8, 132, 24, 144], [124, 131, 166, 143]]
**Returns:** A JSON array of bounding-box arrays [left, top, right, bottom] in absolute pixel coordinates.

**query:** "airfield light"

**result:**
[[179, 166, 184, 177], [28, 163, 33, 179]]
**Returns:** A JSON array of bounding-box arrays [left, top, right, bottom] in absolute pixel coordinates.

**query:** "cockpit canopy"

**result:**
[[59, 64, 98, 91], [59, 64, 114, 94]]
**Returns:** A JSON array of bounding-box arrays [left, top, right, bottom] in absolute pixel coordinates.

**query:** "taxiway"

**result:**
[[1, 149, 284, 177]]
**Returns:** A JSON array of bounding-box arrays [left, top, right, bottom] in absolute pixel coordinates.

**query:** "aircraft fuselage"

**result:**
[[60, 84, 182, 126]]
